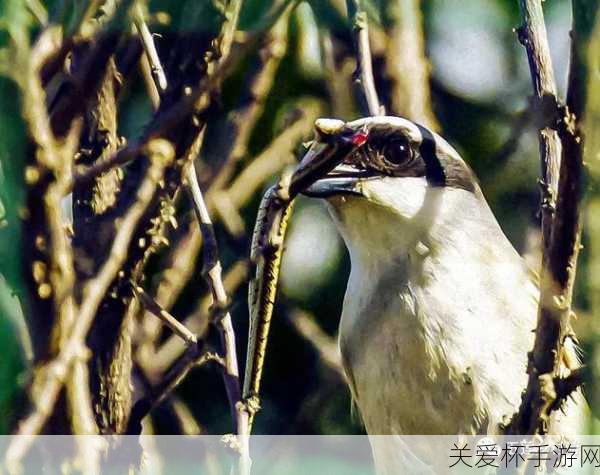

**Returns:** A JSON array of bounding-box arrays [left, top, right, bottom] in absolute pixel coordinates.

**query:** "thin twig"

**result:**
[[148, 259, 249, 377], [133, 3, 167, 93], [129, 8, 250, 470], [186, 165, 249, 443], [345, 0, 382, 116]]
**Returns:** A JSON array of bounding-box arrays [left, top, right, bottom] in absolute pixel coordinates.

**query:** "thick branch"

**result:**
[[516, 0, 561, 244], [507, 0, 596, 435], [6, 140, 173, 466]]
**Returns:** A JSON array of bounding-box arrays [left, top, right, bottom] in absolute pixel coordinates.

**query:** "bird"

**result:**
[[300, 116, 586, 472]]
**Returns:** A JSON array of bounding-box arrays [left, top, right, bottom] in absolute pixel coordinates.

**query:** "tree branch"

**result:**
[[507, 0, 596, 435], [515, 0, 561, 245], [345, 0, 382, 116], [186, 164, 250, 444], [133, 3, 167, 94], [6, 140, 173, 467]]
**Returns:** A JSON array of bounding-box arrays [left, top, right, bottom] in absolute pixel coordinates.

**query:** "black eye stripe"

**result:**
[[414, 124, 446, 187], [340, 120, 477, 193]]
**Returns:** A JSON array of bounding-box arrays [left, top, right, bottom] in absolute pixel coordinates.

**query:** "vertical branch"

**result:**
[[508, 0, 597, 435], [6, 139, 173, 467], [345, 0, 382, 116], [13, 25, 101, 446], [131, 7, 250, 470], [516, 0, 561, 245], [186, 167, 249, 440]]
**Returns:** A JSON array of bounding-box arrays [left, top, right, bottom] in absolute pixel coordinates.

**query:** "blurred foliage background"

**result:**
[[0, 0, 598, 436]]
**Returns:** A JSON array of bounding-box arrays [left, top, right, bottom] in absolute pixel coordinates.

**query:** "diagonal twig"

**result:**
[[133, 3, 167, 94], [146, 259, 249, 377], [133, 285, 197, 346]]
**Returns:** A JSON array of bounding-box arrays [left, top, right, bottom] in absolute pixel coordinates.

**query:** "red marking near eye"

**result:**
[[351, 131, 368, 147]]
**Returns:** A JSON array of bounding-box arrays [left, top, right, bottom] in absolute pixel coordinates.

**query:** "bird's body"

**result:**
[[302, 116, 585, 471], [331, 177, 537, 435]]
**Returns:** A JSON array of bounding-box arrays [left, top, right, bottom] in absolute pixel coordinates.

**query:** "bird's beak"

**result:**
[[302, 164, 370, 198], [293, 118, 371, 198]]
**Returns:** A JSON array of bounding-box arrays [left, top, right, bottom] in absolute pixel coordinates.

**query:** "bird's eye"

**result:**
[[382, 138, 412, 167]]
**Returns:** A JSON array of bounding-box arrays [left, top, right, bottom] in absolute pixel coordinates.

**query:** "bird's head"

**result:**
[[300, 116, 488, 261]]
